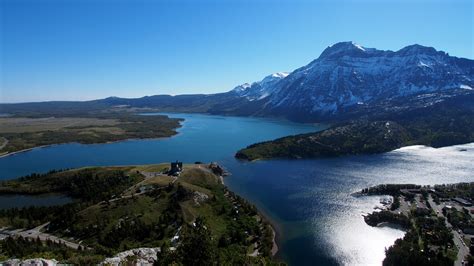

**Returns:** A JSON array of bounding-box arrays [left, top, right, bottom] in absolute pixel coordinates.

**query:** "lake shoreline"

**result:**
[[220, 170, 280, 258], [250, 199, 281, 257]]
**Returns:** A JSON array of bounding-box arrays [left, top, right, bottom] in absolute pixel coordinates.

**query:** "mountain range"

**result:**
[[2, 42, 473, 122], [99, 41, 473, 121]]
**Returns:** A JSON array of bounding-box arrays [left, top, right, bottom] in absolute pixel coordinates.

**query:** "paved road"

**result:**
[[453, 230, 469, 266], [428, 195, 469, 266], [397, 197, 411, 215], [0, 223, 85, 250]]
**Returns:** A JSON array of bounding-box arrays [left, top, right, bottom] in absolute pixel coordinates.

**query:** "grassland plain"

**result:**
[[0, 113, 182, 156], [0, 163, 281, 265]]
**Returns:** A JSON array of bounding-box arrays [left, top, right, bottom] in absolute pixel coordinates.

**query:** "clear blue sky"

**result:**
[[1, 0, 473, 103]]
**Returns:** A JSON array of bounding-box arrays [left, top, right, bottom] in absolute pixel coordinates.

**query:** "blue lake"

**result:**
[[0, 194, 72, 210], [0, 113, 322, 179], [1, 113, 473, 265]]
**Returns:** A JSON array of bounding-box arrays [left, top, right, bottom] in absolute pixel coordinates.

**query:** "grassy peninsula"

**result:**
[[0, 112, 181, 156], [0, 163, 280, 265]]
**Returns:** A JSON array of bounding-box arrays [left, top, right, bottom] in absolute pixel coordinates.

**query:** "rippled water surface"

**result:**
[[223, 144, 474, 265], [0, 113, 473, 265]]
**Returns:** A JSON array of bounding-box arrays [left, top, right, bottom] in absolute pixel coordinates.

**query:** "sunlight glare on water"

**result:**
[[316, 143, 474, 265]]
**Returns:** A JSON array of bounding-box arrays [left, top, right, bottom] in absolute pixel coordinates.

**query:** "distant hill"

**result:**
[[236, 120, 411, 160], [236, 94, 474, 160]]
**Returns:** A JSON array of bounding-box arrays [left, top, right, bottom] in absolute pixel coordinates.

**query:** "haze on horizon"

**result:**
[[1, 0, 473, 103]]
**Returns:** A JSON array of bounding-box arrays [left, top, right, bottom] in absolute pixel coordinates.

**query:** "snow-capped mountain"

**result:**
[[231, 72, 289, 101], [95, 41, 473, 122], [253, 41, 473, 118]]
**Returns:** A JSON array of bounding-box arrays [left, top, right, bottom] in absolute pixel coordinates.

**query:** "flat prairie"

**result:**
[[0, 117, 119, 133], [0, 115, 181, 155]]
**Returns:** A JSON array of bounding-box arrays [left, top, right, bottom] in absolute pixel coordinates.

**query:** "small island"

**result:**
[[359, 183, 474, 265], [0, 162, 280, 265]]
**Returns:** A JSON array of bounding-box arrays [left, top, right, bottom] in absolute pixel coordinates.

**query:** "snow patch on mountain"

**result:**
[[461, 84, 473, 90], [231, 72, 289, 101], [271, 72, 289, 78], [353, 43, 365, 51]]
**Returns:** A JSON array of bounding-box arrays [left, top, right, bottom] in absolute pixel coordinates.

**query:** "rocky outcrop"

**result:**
[[193, 191, 209, 206], [101, 247, 161, 266], [2, 258, 58, 266], [209, 162, 228, 176]]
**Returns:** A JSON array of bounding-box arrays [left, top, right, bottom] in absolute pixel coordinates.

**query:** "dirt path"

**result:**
[[0, 137, 8, 150], [140, 171, 178, 183]]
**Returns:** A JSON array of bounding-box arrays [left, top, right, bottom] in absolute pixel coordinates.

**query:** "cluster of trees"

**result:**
[[98, 218, 164, 251], [259, 223, 275, 257], [0, 168, 141, 203], [237, 95, 474, 161], [1, 236, 70, 259], [16, 169, 67, 182], [156, 217, 282, 266], [0, 236, 102, 264], [445, 208, 473, 231], [55, 169, 137, 202], [416, 216, 453, 247], [383, 230, 454, 266], [364, 210, 411, 229], [0, 203, 82, 229], [359, 184, 421, 196], [383, 206, 455, 265], [210, 188, 274, 258], [394, 97, 474, 148], [224, 190, 258, 215], [61, 184, 185, 253], [433, 182, 474, 199], [236, 120, 414, 160]]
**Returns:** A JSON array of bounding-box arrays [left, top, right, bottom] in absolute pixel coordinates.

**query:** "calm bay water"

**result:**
[[0, 194, 72, 209], [0, 113, 473, 265]]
